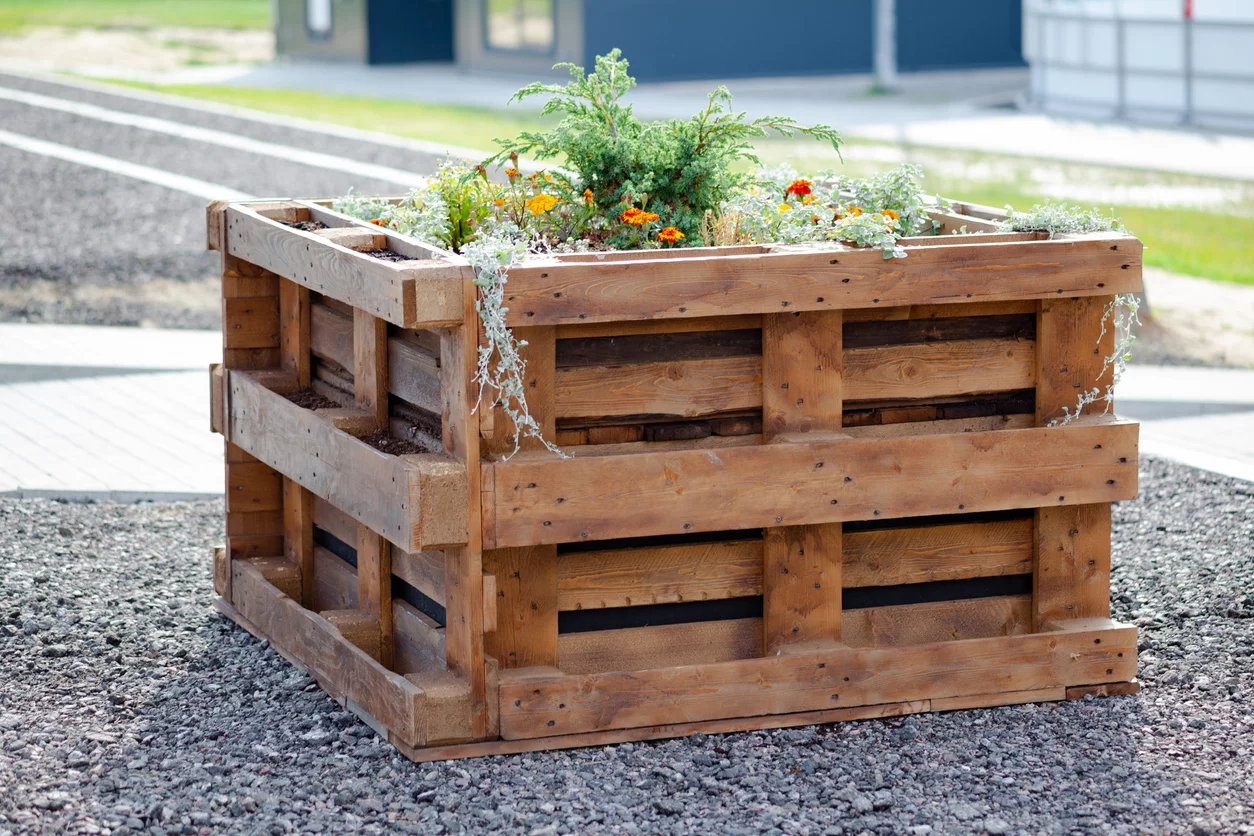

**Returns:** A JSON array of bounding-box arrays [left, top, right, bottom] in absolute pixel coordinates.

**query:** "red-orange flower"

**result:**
[[583, 188, 594, 205], [657, 226, 685, 244], [369, 218, 387, 226], [785, 179, 813, 198], [883, 209, 900, 221], [621, 207, 660, 226]]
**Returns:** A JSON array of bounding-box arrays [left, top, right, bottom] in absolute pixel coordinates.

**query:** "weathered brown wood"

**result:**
[[484, 546, 559, 669], [357, 524, 393, 668], [843, 313, 1034, 349], [844, 517, 1033, 586], [500, 620, 1137, 739], [210, 364, 225, 433], [279, 278, 312, 388], [1065, 680, 1140, 700], [488, 417, 1138, 548], [500, 234, 1142, 326], [842, 594, 1031, 647], [393, 549, 446, 606], [322, 609, 383, 661], [1036, 295, 1116, 426], [312, 546, 357, 612], [486, 326, 556, 457], [226, 369, 468, 552], [763, 524, 843, 650], [223, 297, 280, 350], [558, 618, 762, 675], [225, 461, 282, 513], [282, 477, 315, 607], [558, 539, 763, 610], [354, 309, 389, 430], [392, 599, 447, 674], [556, 329, 761, 368], [213, 545, 229, 597], [1033, 503, 1112, 630]]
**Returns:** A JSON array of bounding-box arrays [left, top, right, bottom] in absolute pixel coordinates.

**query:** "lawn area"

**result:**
[[0, 0, 271, 33], [110, 80, 1254, 285]]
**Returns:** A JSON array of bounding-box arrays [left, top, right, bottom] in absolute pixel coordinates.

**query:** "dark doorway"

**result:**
[[368, 0, 455, 64]]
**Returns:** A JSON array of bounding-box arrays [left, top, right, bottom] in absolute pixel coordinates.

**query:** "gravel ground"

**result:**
[[0, 458, 1251, 836]]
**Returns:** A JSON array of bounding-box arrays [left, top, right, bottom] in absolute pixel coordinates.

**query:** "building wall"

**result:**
[[453, 0, 584, 76], [896, 0, 1024, 72], [275, 0, 369, 62]]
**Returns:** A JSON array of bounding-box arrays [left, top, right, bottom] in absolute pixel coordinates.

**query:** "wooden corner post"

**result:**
[[761, 310, 844, 650], [1033, 296, 1117, 630]]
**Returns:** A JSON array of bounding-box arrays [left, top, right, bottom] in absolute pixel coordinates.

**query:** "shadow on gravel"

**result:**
[[1, 456, 1251, 835]]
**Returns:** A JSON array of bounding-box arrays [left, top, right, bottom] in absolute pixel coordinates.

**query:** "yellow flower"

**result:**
[[778, 204, 792, 212], [505, 168, 519, 180], [802, 195, 818, 205], [883, 209, 900, 221], [525, 193, 558, 215], [493, 198, 506, 208], [657, 226, 685, 244], [583, 188, 594, 205]]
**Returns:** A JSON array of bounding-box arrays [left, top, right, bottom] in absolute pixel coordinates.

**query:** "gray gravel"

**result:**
[[1, 457, 1252, 836]]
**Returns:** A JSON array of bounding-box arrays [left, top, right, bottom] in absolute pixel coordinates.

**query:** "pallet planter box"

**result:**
[[207, 196, 1143, 761]]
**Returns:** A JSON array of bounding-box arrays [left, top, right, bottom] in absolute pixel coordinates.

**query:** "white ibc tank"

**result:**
[[1025, 0, 1254, 131]]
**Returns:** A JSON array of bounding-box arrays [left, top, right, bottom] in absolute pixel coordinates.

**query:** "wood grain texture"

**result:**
[[557, 539, 763, 610], [279, 278, 312, 387], [357, 524, 393, 667], [392, 599, 447, 674], [499, 234, 1142, 326], [486, 326, 556, 457], [312, 546, 357, 612], [763, 310, 843, 439], [282, 477, 315, 607], [844, 518, 1033, 587], [483, 546, 559, 669], [763, 524, 843, 651], [393, 549, 446, 606], [1036, 295, 1116, 425], [226, 369, 468, 552], [841, 595, 1031, 647], [487, 417, 1139, 548], [223, 297, 280, 350], [557, 618, 762, 675], [1033, 503, 1113, 630], [500, 620, 1137, 739], [354, 308, 389, 430]]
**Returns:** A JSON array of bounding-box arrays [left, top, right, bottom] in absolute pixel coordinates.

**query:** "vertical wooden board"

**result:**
[[282, 477, 314, 608], [763, 524, 842, 651], [225, 461, 282, 512], [280, 277, 312, 388], [357, 524, 394, 668], [354, 308, 389, 429], [1036, 295, 1115, 426], [213, 545, 229, 599], [1034, 504, 1112, 630], [483, 546, 558, 669], [486, 326, 556, 458]]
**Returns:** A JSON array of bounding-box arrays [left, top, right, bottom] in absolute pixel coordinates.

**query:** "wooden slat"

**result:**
[[557, 539, 763, 610], [225, 205, 466, 328], [557, 618, 762, 675], [392, 599, 447, 674], [223, 297, 280, 350], [323, 609, 382, 660], [556, 329, 761, 368], [354, 309, 389, 430], [357, 524, 393, 667], [393, 548, 445, 605], [489, 416, 1137, 548], [499, 620, 1137, 739], [486, 326, 556, 456], [484, 546, 559, 668], [763, 524, 843, 650], [311, 301, 354, 370], [841, 595, 1031, 647], [1033, 503, 1112, 631], [226, 369, 468, 552], [312, 546, 357, 612], [313, 497, 357, 548], [844, 517, 1034, 586], [225, 461, 282, 512], [557, 314, 765, 340], [282, 477, 315, 607], [763, 310, 844, 439], [500, 234, 1142, 326], [210, 364, 224, 433], [1036, 295, 1116, 426], [551, 338, 1033, 421], [229, 559, 427, 745], [279, 278, 312, 388]]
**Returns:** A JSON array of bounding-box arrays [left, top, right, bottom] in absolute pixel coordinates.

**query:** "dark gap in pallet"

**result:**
[[843, 314, 1036, 349], [311, 526, 446, 626], [843, 574, 1032, 610], [558, 528, 764, 555], [842, 389, 1035, 427], [557, 574, 1032, 634], [556, 329, 761, 368], [843, 507, 1033, 533]]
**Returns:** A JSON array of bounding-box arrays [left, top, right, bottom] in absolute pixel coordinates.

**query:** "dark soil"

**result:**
[[358, 430, 434, 456], [279, 221, 328, 233], [283, 388, 342, 410], [359, 249, 415, 263]]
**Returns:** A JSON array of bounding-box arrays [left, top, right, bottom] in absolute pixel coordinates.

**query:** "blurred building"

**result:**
[[275, 0, 1023, 80], [1026, 0, 1254, 130]]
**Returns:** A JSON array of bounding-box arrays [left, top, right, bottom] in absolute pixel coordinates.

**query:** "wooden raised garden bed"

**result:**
[[207, 196, 1143, 761]]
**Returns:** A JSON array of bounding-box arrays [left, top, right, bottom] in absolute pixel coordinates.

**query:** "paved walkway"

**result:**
[[1, 323, 1253, 500]]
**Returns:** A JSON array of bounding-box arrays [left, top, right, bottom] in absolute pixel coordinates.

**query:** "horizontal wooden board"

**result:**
[[500, 619, 1138, 738], [485, 417, 1138, 547], [392, 598, 446, 674], [226, 369, 468, 552], [844, 517, 1034, 586], [556, 329, 762, 368], [500, 234, 1142, 326], [841, 594, 1031, 646], [312, 545, 357, 612], [394, 549, 446, 606]]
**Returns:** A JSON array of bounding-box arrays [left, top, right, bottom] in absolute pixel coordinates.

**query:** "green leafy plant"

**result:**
[[999, 201, 1125, 237]]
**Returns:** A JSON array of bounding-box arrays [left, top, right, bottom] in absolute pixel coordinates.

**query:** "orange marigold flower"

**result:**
[[505, 168, 520, 179], [802, 195, 818, 205], [846, 205, 864, 217], [785, 179, 813, 198], [583, 188, 594, 205], [621, 207, 659, 226], [369, 218, 387, 226], [812, 215, 822, 223], [657, 226, 685, 244], [493, 198, 506, 208], [883, 209, 900, 221], [525, 193, 558, 215]]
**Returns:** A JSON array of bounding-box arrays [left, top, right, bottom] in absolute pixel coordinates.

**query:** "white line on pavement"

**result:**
[[0, 127, 251, 201], [0, 84, 430, 187]]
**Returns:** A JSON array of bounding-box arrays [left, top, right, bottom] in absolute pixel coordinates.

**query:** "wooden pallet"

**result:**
[[208, 197, 1143, 760]]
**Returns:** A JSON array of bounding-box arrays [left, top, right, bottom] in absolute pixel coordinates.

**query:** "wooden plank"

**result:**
[[313, 546, 357, 612], [842, 313, 1034, 349], [279, 278, 312, 388], [311, 301, 354, 370], [842, 595, 1031, 647], [210, 364, 224, 433], [763, 310, 844, 439], [313, 496, 357, 547], [557, 539, 763, 611], [1033, 503, 1112, 631], [550, 338, 1034, 421], [323, 609, 382, 660], [393, 549, 445, 606], [486, 326, 556, 457], [354, 308, 389, 430], [392, 599, 447, 674], [282, 477, 315, 607], [499, 620, 1137, 739], [487, 417, 1138, 547], [212, 545, 229, 598], [556, 329, 761, 368], [844, 517, 1034, 587], [225, 461, 281, 512], [226, 369, 468, 552], [763, 524, 843, 650], [225, 205, 466, 328], [557, 314, 765, 340], [484, 546, 559, 669], [557, 618, 762, 675], [842, 300, 1037, 323], [1065, 680, 1140, 700], [1036, 295, 1116, 425], [357, 524, 394, 668], [223, 297, 280, 350], [229, 559, 427, 745], [500, 234, 1142, 326]]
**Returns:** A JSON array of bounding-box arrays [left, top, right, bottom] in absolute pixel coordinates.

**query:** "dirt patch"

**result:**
[[284, 388, 342, 411], [358, 431, 432, 456], [1131, 269, 1254, 369], [280, 221, 329, 233], [0, 26, 273, 73], [360, 249, 415, 262]]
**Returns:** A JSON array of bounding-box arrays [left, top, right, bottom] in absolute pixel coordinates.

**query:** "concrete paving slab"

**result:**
[[0, 323, 220, 376]]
